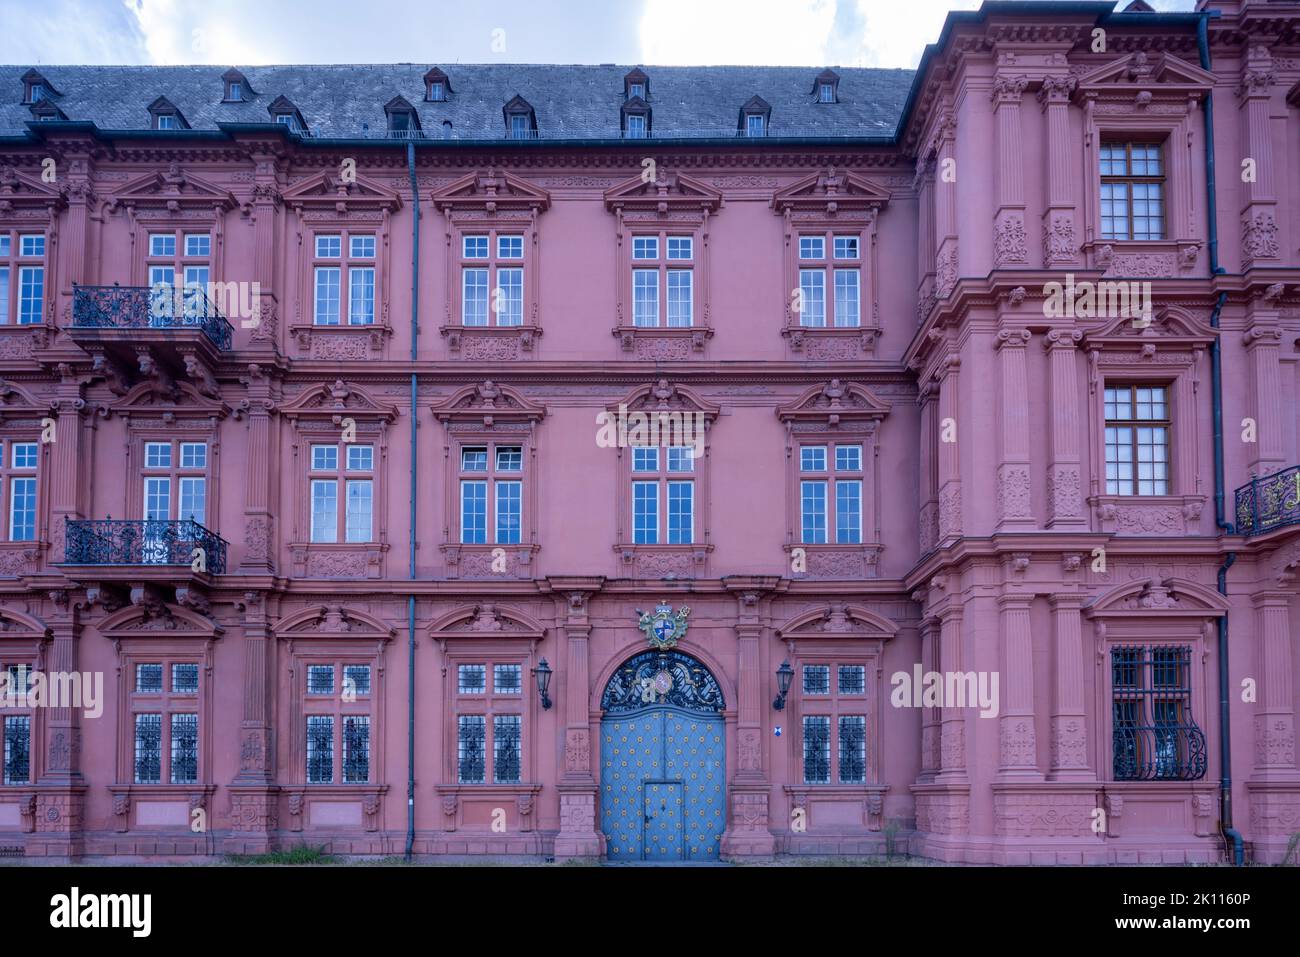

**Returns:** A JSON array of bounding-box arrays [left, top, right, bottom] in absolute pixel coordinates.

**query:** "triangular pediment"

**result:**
[[432, 168, 550, 212], [111, 163, 236, 211], [431, 381, 546, 423], [777, 379, 890, 425], [0, 164, 66, 211], [1075, 51, 1214, 93], [604, 170, 722, 212], [280, 380, 398, 422], [282, 169, 401, 211], [772, 167, 891, 213]]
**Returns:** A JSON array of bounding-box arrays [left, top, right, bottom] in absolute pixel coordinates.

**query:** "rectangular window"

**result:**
[[667, 237, 692, 260], [310, 443, 374, 542], [314, 267, 341, 325], [497, 235, 524, 260], [803, 665, 831, 695], [184, 233, 211, 257], [800, 481, 827, 544], [458, 664, 487, 694], [746, 114, 765, 137], [306, 715, 334, 784], [134, 713, 163, 784], [666, 480, 693, 544], [799, 237, 825, 260], [458, 715, 487, 783], [833, 236, 859, 259], [799, 270, 826, 327], [495, 480, 522, 544], [348, 267, 376, 325], [461, 481, 488, 545], [150, 234, 177, 258], [3, 715, 30, 784], [462, 268, 489, 326], [493, 714, 522, 783], [833, 269, 860, 327], [625, 114, 646, 138], [17, 266, 43, 325], [493, 664, 522, 695], [0, 266, 9, 324], [349, 235, 376, 259], [7, 439, 37, 540], [496, 267, 523, 326], [170, 713, 199, 784], [1100, 142, 1165, 241], [307, 665, 335, 695], [632, 269, 658, 327], [802, 715, 830, 784], [463, 236, 489, 259], [838, 665, 866, 695], [310, 480, 338, 543], [345, 480, 372, 543], [316, 235, 341, 258], [314, 233, 375, 324], [633, 481, 658, 545], [1111, 645, 1203, 781], [835, 480, 862, 544], [800, 443, 864, 544], [344, 665, 371, 696], [838, 715, 866, 784], [136, 664, 164, 693], [1104, 385, 1169, 495], [342, 715, 370, 783], [667, 270, 693, 327], [819, 83, 835, 104], [510, 115, 529, 139], [632, 237, 658, 260], [171, 663, 200, 694]]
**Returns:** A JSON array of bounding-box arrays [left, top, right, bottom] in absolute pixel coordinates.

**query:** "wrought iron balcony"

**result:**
[[63, 518, 228, 574], [71, 283, 234, 351], [1234, 464, 1300, 536], [1113, 724, 1208, 781]]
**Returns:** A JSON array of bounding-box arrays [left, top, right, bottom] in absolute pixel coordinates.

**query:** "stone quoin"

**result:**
[[0, 0, 1298, 865]]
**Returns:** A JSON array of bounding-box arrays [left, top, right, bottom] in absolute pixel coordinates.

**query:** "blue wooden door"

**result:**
[[600, 650, 727, 862]]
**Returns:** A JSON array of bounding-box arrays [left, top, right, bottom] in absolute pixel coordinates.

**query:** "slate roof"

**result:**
[[0, 63, 915, 141]]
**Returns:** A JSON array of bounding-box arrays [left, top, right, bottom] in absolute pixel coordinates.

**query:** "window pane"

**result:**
[[833, 236, 859, 259], [458, 715, 486, 783], [307, 665, 335, 695], [494, 664, 522, 694], [349, 235, 376, 258], [19, 234, 45, 258], [184, 233, 211, 257], [839, 715, 866, 783], [348, 267, 376, 325], [838, 665, 866, 695], [3, 716, 30, 784], [9, 477, 36, 541], [343, 715, 370, 783], [461, 447, 488, 472], [149, 234, 176, 257], [461, 481, 487, 544], [0, 266, 9, 324], [803, 665, 830, 694], [144, 441, 172, 468], [632, 237, 658, 260], [178, 477, 205, 524], [835, 445, 862, 471], [799, 236, 825, 260], [802, 715, 830, 784], [458, 664, 486, 694], [462, 268, 489, 325], [134, 713, 162, 784], [171, 663, 199, 694], [18, 267, 43, 324], [836, 480, 862, 544], [666, 446, 694, 473], [633, 269, 658, 327], [136, 663, 163, 693], [306, 715, 334, 783], [633, 481, 658, 544], [311, 445, 338, 471], [493, 715, 522, 784], [496, 480, 522, 544], [314, 267, 341, 325], [463, 235, 489, 259], [631, 447, 658, 472], [667, 269, 693, 327], [667, 237, 692, 260], [347, 445, 373, 471], [495, 446, 523, 472], [496, 267, 523, 326], [834, 269, 860, 327], [800, 446, 827, 472], [497, 235, 524, 259], [170, 713, 199, 783], [180, 442, 207, 469], [311, 480, 338, 543], [344, 665, 371, 696], [800, 480, 827, 544], [799, 269, 825, 327], [667, 480, 693, 544], [315, 235, 341, 258], [345, 479, 372, 542]]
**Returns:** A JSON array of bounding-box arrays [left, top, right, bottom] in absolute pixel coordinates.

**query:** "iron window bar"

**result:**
[[1111, 645, 1207, 781], [71, 283, 234, 351]]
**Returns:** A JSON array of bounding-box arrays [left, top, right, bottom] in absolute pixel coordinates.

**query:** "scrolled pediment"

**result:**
[[428, 603, 546, 640], [280, 380, 398, 423], [273, 605, 395, 640], [110, 380, 230, 422], [0, 607, 51, 640], [776, 603, 898, 639], [430, 381, 546, 426], [777, 379, 890, 429], [1084, 577, 1229, 618], [99, 603, 223, 638], [608, 379, 720, 419]]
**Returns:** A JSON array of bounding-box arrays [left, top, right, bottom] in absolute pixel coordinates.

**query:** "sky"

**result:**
[[0, 0, 1198, 70]]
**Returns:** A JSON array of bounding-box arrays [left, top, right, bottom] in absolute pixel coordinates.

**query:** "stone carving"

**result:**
[[306, 550, 368, 578], [1255, 715, 1295, 767], [993, 215, 1028, 266], [564, 728, 590, 771], [1047, 465, 1082, 520], [1049, 717, 1087, 768], [997, 465, 1032, 519], [1043, 214, 1076, 266], [243, 515, 272, 563], [1242, 210, 1279, 261]]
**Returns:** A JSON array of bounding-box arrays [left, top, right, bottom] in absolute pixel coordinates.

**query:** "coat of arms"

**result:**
[[637, 602, 690, 650]]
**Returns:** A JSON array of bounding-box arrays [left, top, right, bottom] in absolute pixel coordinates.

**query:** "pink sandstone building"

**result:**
[[0, 0, 1297, 865]]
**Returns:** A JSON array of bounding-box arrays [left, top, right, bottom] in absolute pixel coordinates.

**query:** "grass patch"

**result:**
[[225, 844, 335, 866]]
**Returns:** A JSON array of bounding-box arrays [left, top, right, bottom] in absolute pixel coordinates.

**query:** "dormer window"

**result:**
[[221, 68, 253, 103], [20, 70, 59, 106], [621, 96, 651, 139], [503, 95, 537, 139], [268, 95, 307, 135], [384, 95, 421, 137], [147, 96, 190, 131], [812, 69, 840, 104], [623, 68, 649, 101], [739, 95, 771, 137], [424, 67, 452, 102], [29, 99, 66, 122], [626, 115, 646, 138]]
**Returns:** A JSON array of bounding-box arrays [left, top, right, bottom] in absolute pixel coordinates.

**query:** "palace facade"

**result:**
[[1, 0, 1299, 864]]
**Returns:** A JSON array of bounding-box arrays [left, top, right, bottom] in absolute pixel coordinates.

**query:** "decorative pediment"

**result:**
[[280, 379, 399, 423], [0, 606, 51, 641], [282, 169, 402, 212], [776, 379, 890, 430], [0, 164, 67, 214], [430, 381, 546, 427], [109, 379, 230, 422], [99, 602, 223, 638], [432, 168, 549, 214], [108, 162, 236, 215], [0, 378, 48, 422], [609, 379, 720, 420], [771, 168, 890, 216], [775, 603, 898, 640], [1074, 52, 1214, 99], [1084, 577, 1229, 618], [429, 603, 546, 641], [273, 605, 395, 640], [1082, 305, 1215, 352], [604, 170, 722, 214]]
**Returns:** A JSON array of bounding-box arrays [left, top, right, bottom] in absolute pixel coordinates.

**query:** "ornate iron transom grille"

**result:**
[[601, 650, 725, 715]]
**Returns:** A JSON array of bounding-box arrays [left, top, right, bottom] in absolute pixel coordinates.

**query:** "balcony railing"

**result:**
[[63, 518, 228, 574], [1234, 464, 1300, 536], [72, 284, 234, 351], [1113, 724, 1208, 781]]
